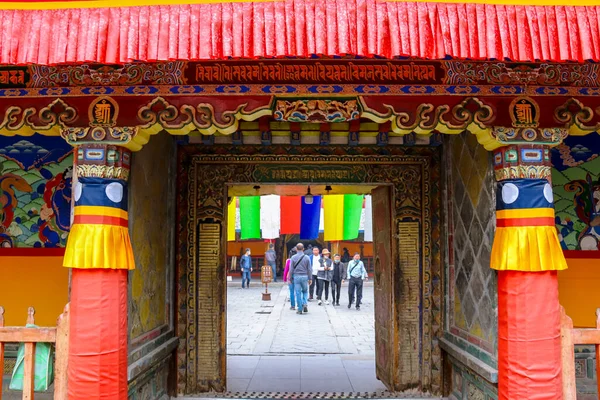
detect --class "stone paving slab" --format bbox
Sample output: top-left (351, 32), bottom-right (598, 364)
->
top-left (227, 280), bottom-right (375, 357)
top-left (226, 282), bottom-right (384, 394)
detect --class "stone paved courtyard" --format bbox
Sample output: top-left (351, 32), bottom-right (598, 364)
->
top-left (226, 280), bottom-right (384, 393)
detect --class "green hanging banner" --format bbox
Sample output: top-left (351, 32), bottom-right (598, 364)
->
top-left (240, 196), bottom-right (261, 239)
top-left (343, 194), bottom-right (364, 240)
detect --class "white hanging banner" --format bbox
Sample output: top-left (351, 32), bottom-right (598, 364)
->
top-left (319, 207), bottom-right (324, 232)
top-left (260, 195), bottom-right (281, 239)
top-left (363, 195), bottom-right (373, 242)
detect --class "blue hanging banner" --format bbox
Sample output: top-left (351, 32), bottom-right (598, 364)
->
top-left (300, 195), bottom-right (321, 240)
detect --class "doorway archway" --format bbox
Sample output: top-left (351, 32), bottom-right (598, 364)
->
top-left (175, 145), bottom-right (442, 395)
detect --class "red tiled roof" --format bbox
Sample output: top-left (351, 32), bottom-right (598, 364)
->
top-left (1, 1), bottom-right (600, 64)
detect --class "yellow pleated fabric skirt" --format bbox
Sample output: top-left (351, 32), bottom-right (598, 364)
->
top-left (491, 226), bottom-right (568, 272)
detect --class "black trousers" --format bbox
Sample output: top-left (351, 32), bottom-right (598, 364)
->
top-left (331, 279), bottom-right (342, 304)
top-left (316, 279), bottom-right (330, 300)
top-left (309, 274), bottom-right (318, 298)
top-left (348, 277), bottom-right (363, 306)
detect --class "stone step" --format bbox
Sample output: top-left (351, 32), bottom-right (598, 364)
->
top-left (180, 393), bottom-right (444, 400)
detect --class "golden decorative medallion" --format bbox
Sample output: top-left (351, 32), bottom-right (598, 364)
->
top-left (89, 96), bottom-right (119, 127)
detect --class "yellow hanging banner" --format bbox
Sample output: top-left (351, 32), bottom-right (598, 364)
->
top-left (227, 197), bottom-right (236, 242)
top-left (324, 195), bottom-right (345, 242)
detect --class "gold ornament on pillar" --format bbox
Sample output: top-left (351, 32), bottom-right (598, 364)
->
top-left (490, 144), bottom-right (567, 272)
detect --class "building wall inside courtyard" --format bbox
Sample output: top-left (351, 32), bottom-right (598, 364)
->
top-left (0, 134), bottom-right (71, 327)
top-left (127, 132), bottom-right (178, 400)
top-left (444, 133), bottom-right (498, 400)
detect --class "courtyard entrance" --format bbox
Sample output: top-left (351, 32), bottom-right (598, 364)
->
top-left (226, 282), bottom-right (383, 393)
top-left (225, 183), bottom-right (382, 393)
top-left (176, 145), bottom-right (444, 396)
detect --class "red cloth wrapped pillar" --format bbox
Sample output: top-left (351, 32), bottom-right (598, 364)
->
top-left (63, 144), bottom-right (134, 400)
top-left (491, 144), bottom-right (568, 400)
top-left (68, 269), bottom-right (129, 399)
top-left (497, 270), bottom-right (562, 400)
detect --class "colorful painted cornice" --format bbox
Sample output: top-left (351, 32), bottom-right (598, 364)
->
top-left (0, 93), bottom-right (593, 151)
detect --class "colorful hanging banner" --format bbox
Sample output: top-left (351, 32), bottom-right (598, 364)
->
top-left (300, 196), bottom-right (321, 240)
top-left (363, 195), bottom-right (373, 242)
top-left (324, 195), bottom-right (344, 241)
top-left (280, 196), bottom-right (301, 234)
top-left (239, 196), bottom-right (260, 240)
top-left (343, 194), bottom-right (363, 240)
top-left (227, 197), bottom-right (236, 241)
top-left (319, 206), bottom-right (324, 233)
top-left (260, 195), bottom-right (281, 239)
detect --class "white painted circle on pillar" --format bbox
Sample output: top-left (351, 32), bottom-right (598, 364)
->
top-left (501, 183), bottom-right (519, 204)
top-left (105, 182), bottom-right (124, 203)
top-left (543, 183), bottom-right (554, 203)
top-left (74, 182), bottom-right (83, 202)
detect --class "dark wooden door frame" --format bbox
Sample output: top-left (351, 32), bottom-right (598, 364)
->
top-left (175, 146), bottom-right (442, 395)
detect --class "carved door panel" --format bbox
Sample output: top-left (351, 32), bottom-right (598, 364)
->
top-left (372, 185), bottom-right (396, 391)
top-left (196, 221), bottom-right (226, 392)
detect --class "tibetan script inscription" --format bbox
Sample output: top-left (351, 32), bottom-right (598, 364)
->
top-left (253, 165), bottom-right (366, 183)
top-left (194, 61), bottom-right (437, 84)
top-left (0, 70), bottom-right (25, 85)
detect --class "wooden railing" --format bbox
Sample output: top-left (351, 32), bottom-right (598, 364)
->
top-left (0, 305), bottom-right (69, 400)
top-left (561, 306), bottom-right (600, 400)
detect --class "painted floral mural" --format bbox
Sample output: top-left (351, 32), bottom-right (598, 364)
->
top-left (0, 135), bottom-right (73, 248)
top-left (552, 133), bottom-right (600, 251)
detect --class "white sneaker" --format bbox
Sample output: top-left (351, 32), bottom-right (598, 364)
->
top-left (325, 301), bottom-right (330, 305)
top-left (318, 300), bottom-right (322, 305)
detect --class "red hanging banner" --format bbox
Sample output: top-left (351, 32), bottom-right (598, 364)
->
top-left (280, 196), bottom-right (301, 234)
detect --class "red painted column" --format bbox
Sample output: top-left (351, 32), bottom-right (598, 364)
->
top-left (63, 144), bottom-right (135, 399)
top-left (491, 145), bottom-right (568, 400)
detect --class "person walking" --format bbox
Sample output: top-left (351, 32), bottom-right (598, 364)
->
top-left (265, 243), bottom-right (277, 282)
top-left (305, 244), bottom-right (313, 256)
top-left (347, 252), bottom-right (368, 310)
top-left (308, 246), bottom-right (320, 300)
top-left (342, 248), bottom-right (351, 263)
top-left (331, 253), bottom-right (346, 306)
top-left (283, 247), bottom-right (297, 310)
top-left (290, 243), bottom-right (312, 315)
top-left (240, 248), bottom-right (252, 289)
top-left (316, 249), bottom-right (333, 305)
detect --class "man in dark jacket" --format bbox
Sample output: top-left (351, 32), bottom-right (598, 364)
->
top-left (330, 253), bottom-right (346, 306)
top-left (240, 248), bottom-right (252, 289)
top-left (265, 243), bottom-right (277, 282)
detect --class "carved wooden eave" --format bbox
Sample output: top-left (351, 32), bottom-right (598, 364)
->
top-left (0, 59), bottom-right (598, 151)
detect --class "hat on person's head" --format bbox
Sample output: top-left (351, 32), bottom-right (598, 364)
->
top-left (322, 249), bottom-right (330, 255)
